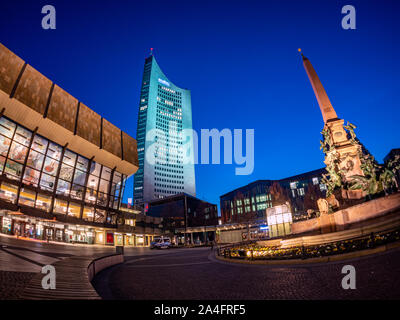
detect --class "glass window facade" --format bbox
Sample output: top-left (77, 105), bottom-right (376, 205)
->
top-left (220, 169), bottom-right (327, 224)
top-left (0, 116), bottom-right (127, 225)
top-left (133, 56), bottom-right (195, 204)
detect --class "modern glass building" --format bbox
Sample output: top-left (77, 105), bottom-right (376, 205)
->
top-left (0, 43), bottom-right (163, 246)
top-left (147, 193), bottom-right (218, 245)
top-left (220, 168), bottom-right (328, 224)
top-left (134, 55), bottom-right (196, 204)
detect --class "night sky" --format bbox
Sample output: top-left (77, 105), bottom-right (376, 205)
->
top-left (0, 0), bottom-right (399, 212)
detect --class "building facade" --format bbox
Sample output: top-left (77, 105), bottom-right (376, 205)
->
top-left (0, 43), bottom-right (163, 246)
top-left (147, 193), bottom-right (218, 244)
top-left (133, 55), bottom-right (196, 205)
top-left (220, 168), bottom-right (327, 224)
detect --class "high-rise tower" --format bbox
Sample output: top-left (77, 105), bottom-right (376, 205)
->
top-left (133, 55), bottom-right (196, 204)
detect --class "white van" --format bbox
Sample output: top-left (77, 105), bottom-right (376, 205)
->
top-left (150, 236), bottom-right (172, 249)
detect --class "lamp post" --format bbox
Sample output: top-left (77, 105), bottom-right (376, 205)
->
top-left (184, 195), bottom-right (188, 246)
top-left (204, 220), bottom-right (207, 246)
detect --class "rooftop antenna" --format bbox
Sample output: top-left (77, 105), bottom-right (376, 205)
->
top-left (150, 48), bottom-right (154, 56)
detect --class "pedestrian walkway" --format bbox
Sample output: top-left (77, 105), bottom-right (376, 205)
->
top-left (0, 233), bottom-right (185, 273)
top-left (0, 240), bottom-right (68, 272)
top-left (21, 255), bottom-right (104, 300)
top-left (0, 249), bottom-right (41, 272)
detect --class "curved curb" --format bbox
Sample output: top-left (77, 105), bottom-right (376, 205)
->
top-left (213, 241), bottom-right (400, 266)
top-left (88, 254), bottom-right (124, 282)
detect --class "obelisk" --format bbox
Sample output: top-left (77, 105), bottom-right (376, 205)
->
top-left (302, 54), bottom-right (338, 123)
top-left (300, 49), bottom-right (366, 199)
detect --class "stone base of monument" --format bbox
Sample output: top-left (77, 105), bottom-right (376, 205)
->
top-left (319, 213), bottom-right (336, 233)
top-left (341, 189), bottom-right (366, 200)
top-left (291, 192), bottom-right (400, 236)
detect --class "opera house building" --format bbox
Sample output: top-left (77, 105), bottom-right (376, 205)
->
top-left (0, 43), bottom-right (162, 246)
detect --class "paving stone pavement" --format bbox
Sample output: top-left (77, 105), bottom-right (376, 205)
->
top-left (0, 235), bottom-right (188, 299)
top-left (0, 234), bottom-right (176, 273)
top-left (92, 246), bottom-right (400, 300)
top-left (0, 271), bottom-right (36, 299)
top-left (2, 234), bottom-right (400, 300)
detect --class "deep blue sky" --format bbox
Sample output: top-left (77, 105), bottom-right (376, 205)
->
top-left (1, 0), bottom-right (399, 212)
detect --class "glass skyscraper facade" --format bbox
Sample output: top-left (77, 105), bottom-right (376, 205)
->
top-left (134, 55), bottom-right (196, 204)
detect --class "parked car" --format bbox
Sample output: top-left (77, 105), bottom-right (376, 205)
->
top-left (150, 237), bottom-right (172, 249)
